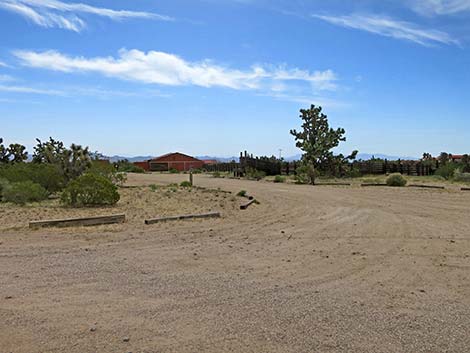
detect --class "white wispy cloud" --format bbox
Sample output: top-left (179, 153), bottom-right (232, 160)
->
top-left (313, 13), bottom-right (459, 46)
top-left (0, 0), bottom-right (172, 32)
top-left (13, 49), bottom-right (338, 92)
top-left (0, 61), bottom-right (9, 67)
top-left (0, 74), bottom-right (15, 81)
top-left (411, 0), bottom-right (470, 15)
top-left (0, 82), bottom-right (171, 99)
top-left (0, 84), bottom-right (64, 95)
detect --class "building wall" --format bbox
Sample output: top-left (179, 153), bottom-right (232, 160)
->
top-left (133, 161), bottom-right (150, 171)
top-left (134, 153), bottom-right (204, 172)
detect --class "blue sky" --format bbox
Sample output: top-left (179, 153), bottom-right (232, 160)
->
top-left (0, 0), bottom-right (469, 158)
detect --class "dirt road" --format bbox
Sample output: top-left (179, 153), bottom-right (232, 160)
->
top-left (1, 174), bottom-right (469, 352)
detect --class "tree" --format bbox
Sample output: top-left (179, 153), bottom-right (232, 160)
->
top-left (0, 138), bottom-right (9, 164)
top-left (439, 152), bottom-right (450, 165)
top-left (8, 143), bottom-right (28, 163)
top-left (0, 138), bottom-right (28, 164)
top-left (461, 154), bottom-right (470, 173)
top-left (290, 105), bottom-right (356, 184)
top-left (33, 137), bottom-right (91, 182)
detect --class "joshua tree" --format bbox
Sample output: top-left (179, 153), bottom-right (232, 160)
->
top-left (33, 137), bottom-right (91, 182)
top-left (0, 138), bottom-right (28, 164)
top-left (0, 138), bottom-right (8, 164)
top-left (290, 105), bottom-right (356, 184)
top-left (8, 143), bottom-right (28, 163)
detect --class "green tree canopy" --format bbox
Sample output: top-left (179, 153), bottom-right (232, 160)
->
top-left (290, 105), bottom-right (357, 184)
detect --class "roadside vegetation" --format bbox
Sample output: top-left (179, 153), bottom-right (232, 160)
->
top-left (0, 137), bottom-right (142, 206)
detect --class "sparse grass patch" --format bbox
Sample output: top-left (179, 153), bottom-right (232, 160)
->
top-left (180, 181), bottom-right (192, 188)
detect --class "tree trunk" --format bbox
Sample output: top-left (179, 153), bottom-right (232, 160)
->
top-left (308, 163), bottom-right (316, 185)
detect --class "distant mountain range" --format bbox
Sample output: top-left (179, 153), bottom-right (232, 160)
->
top-left (104, 153), bottom-right (419, 163)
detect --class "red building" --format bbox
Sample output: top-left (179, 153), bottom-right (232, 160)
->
top-left (134, 152), bottom-right (205, 172)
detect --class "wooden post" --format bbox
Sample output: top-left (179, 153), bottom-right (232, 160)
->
top-left (189, 171), bottom-right (193, 186)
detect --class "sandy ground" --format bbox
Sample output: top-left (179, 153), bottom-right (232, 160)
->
top-left (1, 173), bottom-right (470, 353)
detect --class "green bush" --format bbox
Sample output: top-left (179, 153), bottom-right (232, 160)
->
top-left (212, 171), bottom-right (221, 178)
top-left (386, 173), bottom-right (407, 187)
top-left (149, 184), bottom-right (158, 192)
top-left (273, 175), bottom-right (285, 183)
top-left (453, 169), bottom-right (470, 183)
top-left (115, 160), bottom-right (145, 173)
top-left (3, 181), bottom-right (48, 205)
top-left (436, 163), bottom-right (458, 180)
top-left (61, 173), bottom-right (120, 207)
top-left (245, 167), bottom-right (266, 180)
top-left (180, 181), bottom-right (192, 188)
top-left (0, 163), bottom-right (65, 193)
top-left (345, 166), bottom-right (362, 178)
top-left (237, 190), bottom-right (247, 197)
top-left (169, 168), bottom-right (179, 174)
top-left (294, 165), bottom-right (309, 184)
top-left (88, 161), bottom-right (127, 186)
top-left (0, 177), bottom-right (11, 199)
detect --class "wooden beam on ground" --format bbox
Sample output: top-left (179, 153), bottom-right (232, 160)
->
top-left (316, 182), bottom-right (351, 186)
top-left (408, 184), bottom-right (445, 190)
top-left (29, 214), bottom-right (126, 229)
top-left (461, 187), bottom-right (470, 191)
top-left (145, 211), bottom-right (220, 225)
top-left (240, 199), bottom-right (256, 210)
top-left (361, 183), bottom-right (387, 187)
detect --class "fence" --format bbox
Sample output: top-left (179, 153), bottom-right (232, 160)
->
top-left (202, 153), bottom-right (438, 177)
top-left (353, 160), bottom-right (437, 176)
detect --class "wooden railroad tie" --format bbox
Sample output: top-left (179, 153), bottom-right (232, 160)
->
top-left (145, 211), bottom-right (221, 225)
top-left (408, 184), bottom-right (445, 190)
top-left (361, 183), bottom-right (387, 187)
top-left (240, 199), bottom-right (256, 210)
top-left (29, 214), bottom-right (126, 229)
top-left (316, 182), bottom-right (351, 186)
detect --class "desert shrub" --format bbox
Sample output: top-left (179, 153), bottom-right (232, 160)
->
top-left (345, 166), bottom-right (362, 178)
top-left (169, 168), bottom-right (179, 174)
top-left (88, 161), bottom-right (127, 186)
top-left (149, 184), bottom-right (158, 192)
top-left (386, 173), bottom-right (407, 187)
top-left (245, 167), bottom-right (266, 180)
top-left (273, 175), bottom-right (285, 183)
top-left (294, 165), bottom-right (310, 184)
top-left (435, 163), bottom-right (458, 180)
top-left (3, 181), bottom-right (48, 204)
top-left (180, 181), bottom-right (192, 188)
top-left (212, 171), bottom-right (221, 178)
top-left (61, 173), bottom-right (120, 207)
top-left (0, 163), bottom-right (65, 193)
top-left (115, 160), bottom-right (145, 173)
top-left (0, 177), bottom-right (11, 200)
top-left (122, 164), bottom-right (145, 173)
top-left (191, 168), bottom-right (202, 174)
top-left (237, 190), bottom-right (247, 197)
top-left (453, 169), bottom-right (470, 183)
